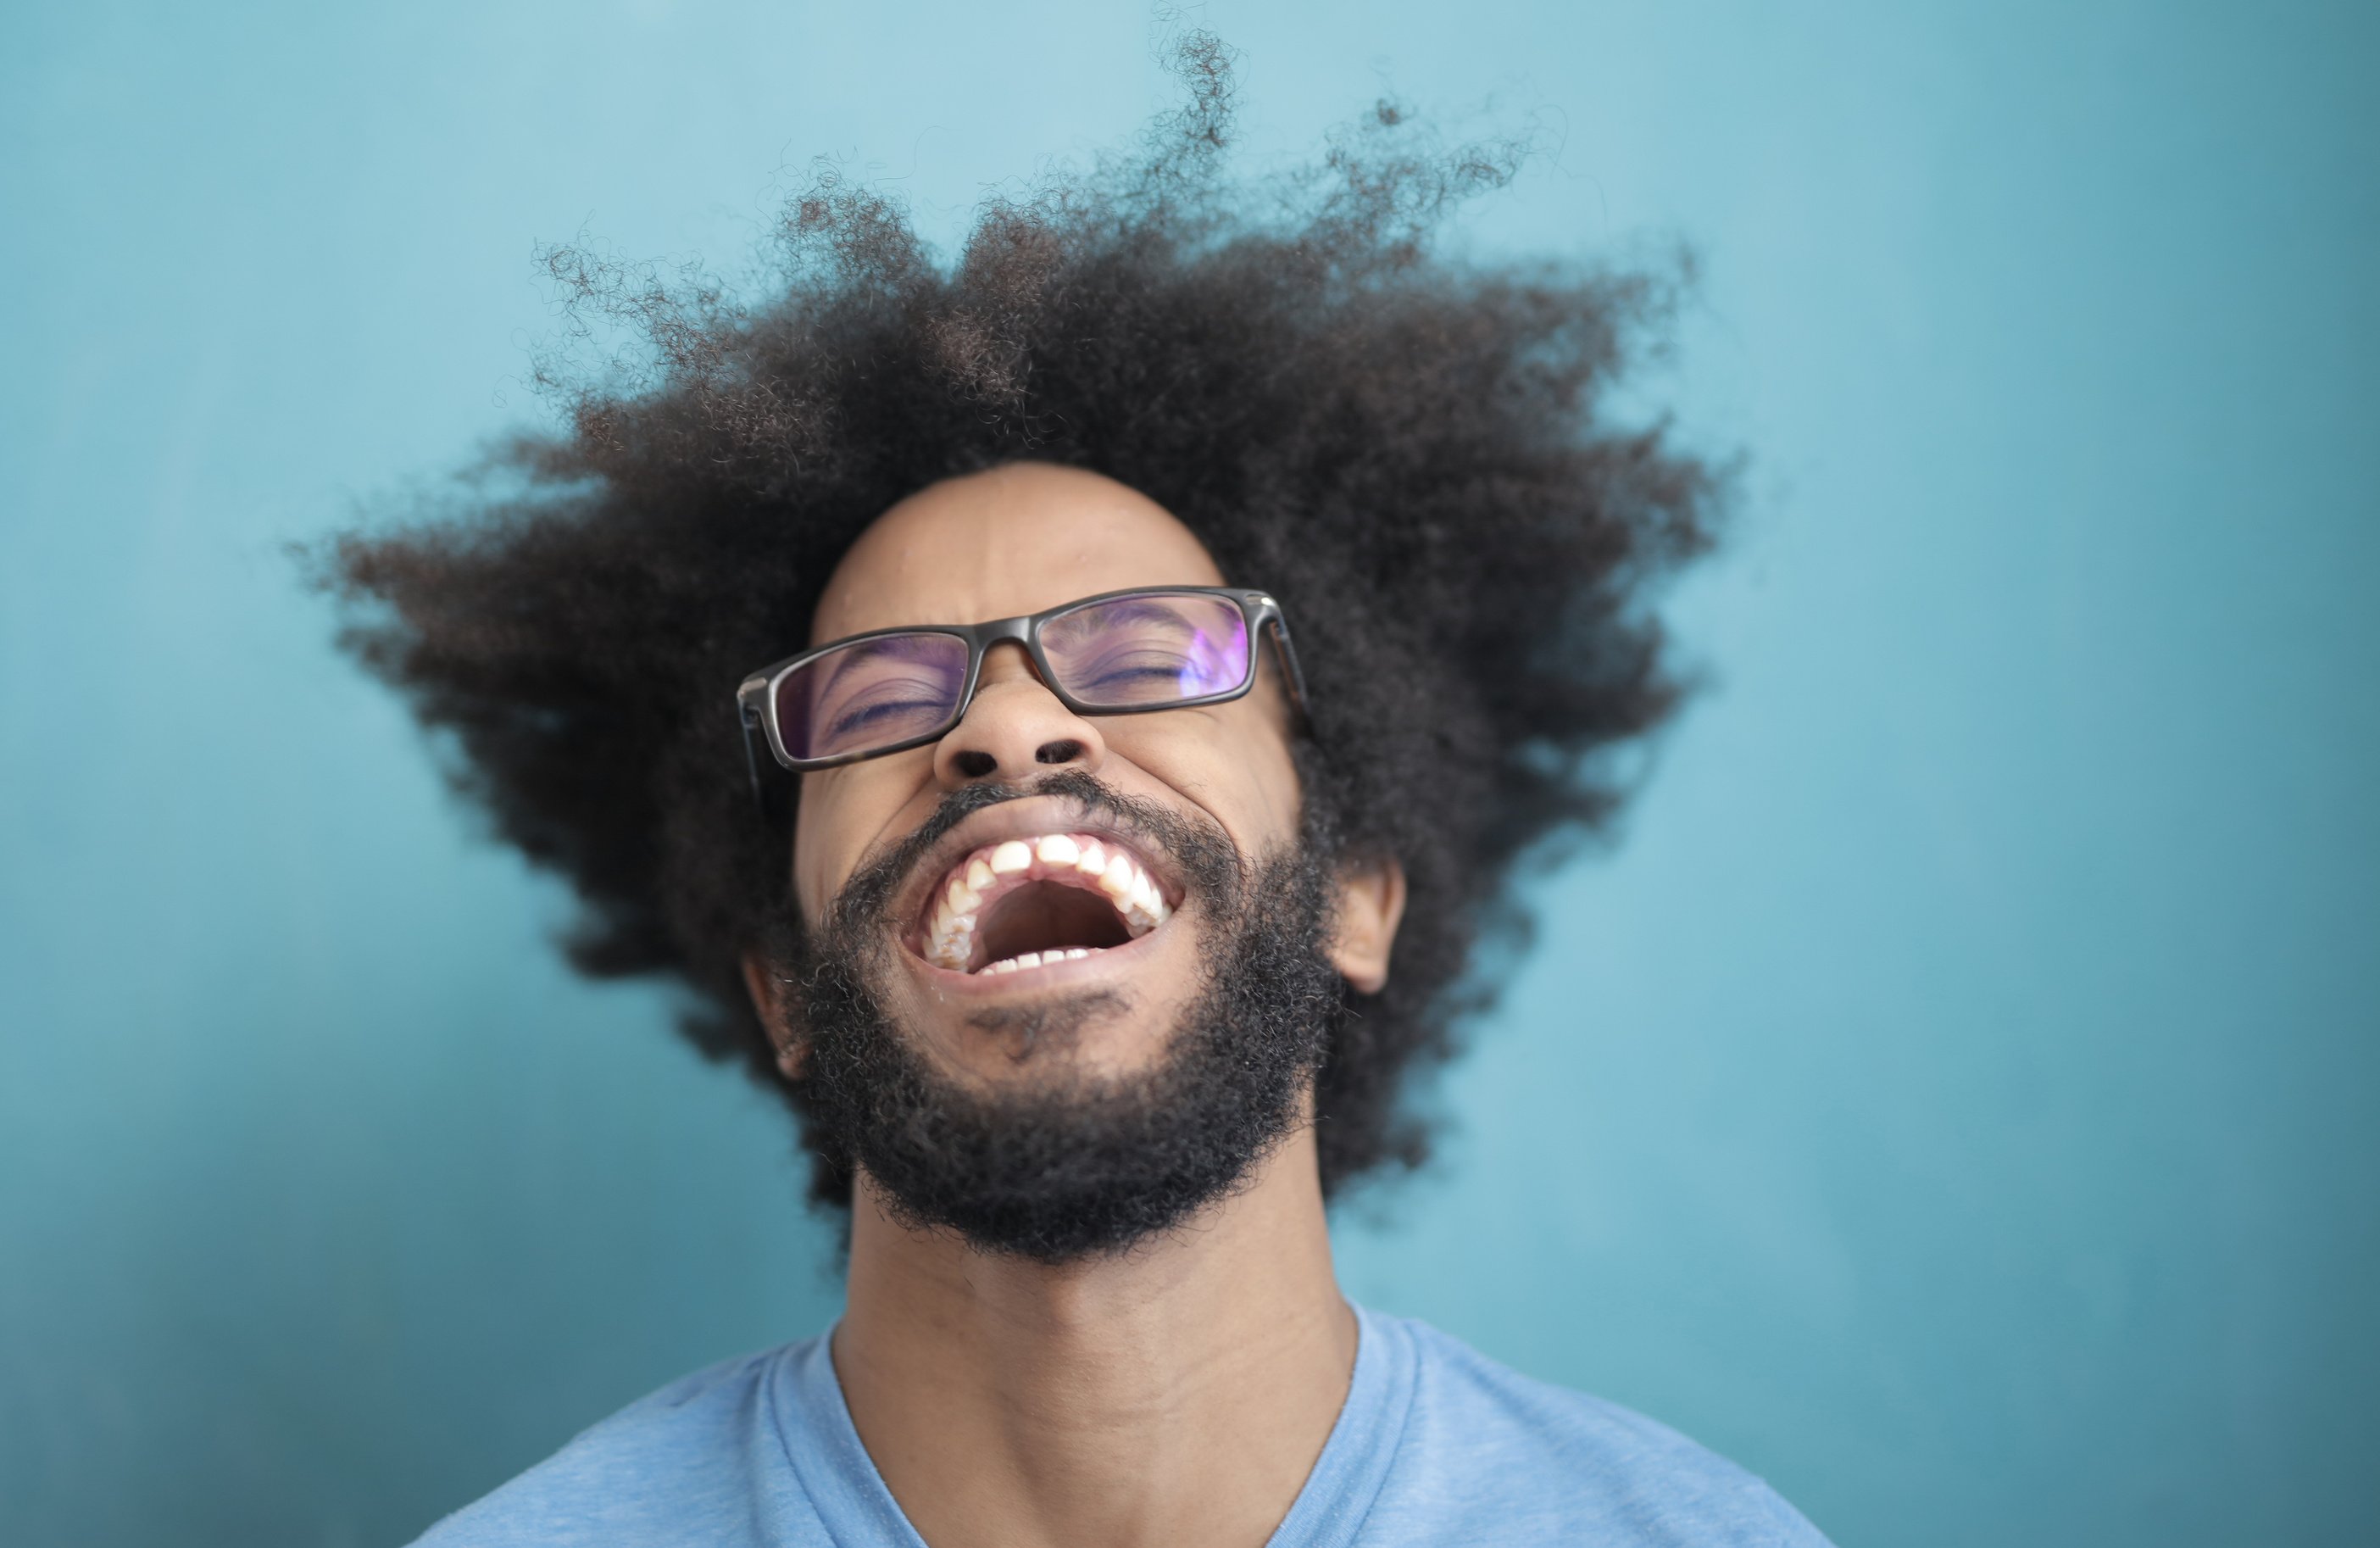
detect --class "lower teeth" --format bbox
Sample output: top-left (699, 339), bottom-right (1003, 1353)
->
top-left (980, 947), bottom-right (1097, 975)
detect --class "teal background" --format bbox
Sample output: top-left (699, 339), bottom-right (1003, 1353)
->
top-left (4, 2), bottom-right (2374, 1543)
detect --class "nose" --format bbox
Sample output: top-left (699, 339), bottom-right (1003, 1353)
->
top-left (931, 642), bottom-right (1107, 788)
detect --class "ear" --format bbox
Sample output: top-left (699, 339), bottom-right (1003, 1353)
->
top-left (1326, 855), bottom-right (1407, 996)
top-left (741, 949), bottom-right (809, 1081)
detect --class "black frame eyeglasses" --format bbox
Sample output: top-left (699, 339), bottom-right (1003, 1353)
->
top-left (737, 585), bottom-right (1309, 797)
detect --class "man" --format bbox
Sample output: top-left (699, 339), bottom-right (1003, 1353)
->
top-left (330, 36), bottom-right (1830, 1547)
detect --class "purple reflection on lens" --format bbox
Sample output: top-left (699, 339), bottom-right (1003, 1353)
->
top-left (776, 632), bottom-right (970, 761)
top-left (1172, 622), bottom-right (1244, 697)
top-left (1042, 593), bottom-right (1250, 708)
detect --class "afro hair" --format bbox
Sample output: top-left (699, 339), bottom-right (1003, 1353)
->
top-left (321, 32), bottom-right (1725, 1209)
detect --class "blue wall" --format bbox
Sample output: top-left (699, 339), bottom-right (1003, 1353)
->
top-left (4, 3), bottom-right (2373, 1543)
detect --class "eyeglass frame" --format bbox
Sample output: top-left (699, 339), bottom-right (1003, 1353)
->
top-left (736, 585), bottom-right (1310, 805)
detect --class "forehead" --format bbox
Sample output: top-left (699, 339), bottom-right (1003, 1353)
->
top-left (809, 463), bottom-right (1229, 643)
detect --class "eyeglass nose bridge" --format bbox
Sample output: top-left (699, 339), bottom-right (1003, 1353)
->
top-left (923, 616), bottom-right (1094, 779)
top-left (941, 613), bottom-right (1053, 725)
top-left (965, 615), bottom-right (1041, 672)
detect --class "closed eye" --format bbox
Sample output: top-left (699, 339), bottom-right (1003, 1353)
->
top-left (823, 679), bottom-right (957, 738)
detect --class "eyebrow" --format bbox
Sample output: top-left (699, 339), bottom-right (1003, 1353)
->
top-left (815, 632), bottom-right (962, 697)
top-left (1052, 599), bottom-right (1202, 634)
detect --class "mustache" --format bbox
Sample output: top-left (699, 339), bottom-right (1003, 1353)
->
top-left (826, 769), bottom-right (1243, 938)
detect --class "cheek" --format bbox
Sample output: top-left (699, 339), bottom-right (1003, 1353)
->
top-left (1115, 706), bottom-right (1302, 852)
top-left (789, 786), bottom-right (831, 922)
top-left (1223, 673), bottom-right (1305, 840)
top-left (1226, 728), bottom-right (1302, 842)
top-left (792, 758), bottom-right (942, 923)
top-left (791, 772), bottom-right (866, 923)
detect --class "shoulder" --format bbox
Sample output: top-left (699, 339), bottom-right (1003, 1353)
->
top-left (1364, 1313), bottom-right (1831, 1547)
top-left (408, 1343), bottom-right (826, 1548)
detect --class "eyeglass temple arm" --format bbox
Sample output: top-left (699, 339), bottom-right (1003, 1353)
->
top-left (739, 690), bottom-right (792, 828)
top-left (1263, 610), bottom-right (1312, 727)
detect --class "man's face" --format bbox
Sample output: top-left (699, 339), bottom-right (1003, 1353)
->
top-left (752, 462), bottom-right (1401, 1260)
top-left (789, 461), bottom-right (1310, 1086)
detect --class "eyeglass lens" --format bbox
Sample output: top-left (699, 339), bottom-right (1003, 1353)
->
top-left (771, 591), bottom-right (1254, 763)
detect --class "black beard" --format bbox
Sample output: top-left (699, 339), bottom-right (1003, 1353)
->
top-left (775, 771), bottom-right (1346, 1264)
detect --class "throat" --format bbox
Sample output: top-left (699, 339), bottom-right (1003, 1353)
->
top-left (835, 1141), bottom-right (1356, 1548)
top-left (974, 881), bottom-right (1134, 965)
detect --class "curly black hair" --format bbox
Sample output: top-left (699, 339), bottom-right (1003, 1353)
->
top-left (320, 33), bottom-right (1722, 1211)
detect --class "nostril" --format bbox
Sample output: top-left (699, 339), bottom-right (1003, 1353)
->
top-left (1034, 739), bottom-right (1084, 766)
top-left (953, 750), bottom-right (998, 779)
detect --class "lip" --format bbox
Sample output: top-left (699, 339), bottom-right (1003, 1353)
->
top-left (886, 793), bottom-right (1189, 970)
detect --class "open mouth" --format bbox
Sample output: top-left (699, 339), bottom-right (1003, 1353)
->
top-left (915, 831), bottom-right (1176, 977)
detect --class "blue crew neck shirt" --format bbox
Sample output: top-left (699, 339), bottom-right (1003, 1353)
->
top-left (412, 1303), bottom-right (1831, 1546)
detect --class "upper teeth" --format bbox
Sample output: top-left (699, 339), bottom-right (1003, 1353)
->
top-left (924, 831), bottom-right (1173, 972)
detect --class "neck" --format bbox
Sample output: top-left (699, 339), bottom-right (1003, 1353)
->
top-left (832, 1122), bottom-right (1356, 1548)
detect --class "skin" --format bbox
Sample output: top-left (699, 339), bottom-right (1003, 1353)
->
top-left (742, 461), bottom-right (1407, 1548)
